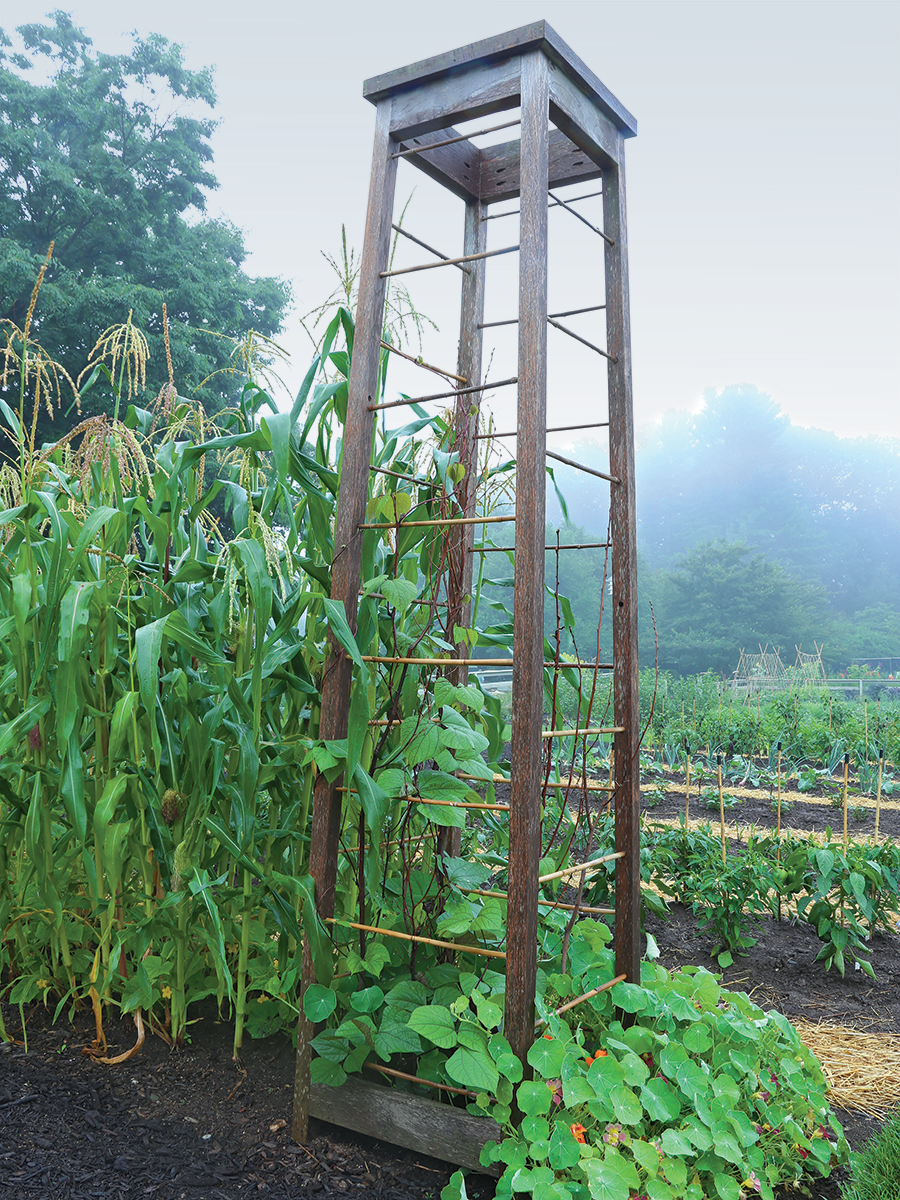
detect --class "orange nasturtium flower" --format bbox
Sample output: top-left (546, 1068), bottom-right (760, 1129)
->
top-left (570, 1124), bottom-right (587, 1144)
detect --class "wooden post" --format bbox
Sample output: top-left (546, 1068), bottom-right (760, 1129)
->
top-left (604, 137), bottom-right (641, 988)
top-left (505, 49), bottom-right (549, 1067)
top-left (443, 197), bottom-right (487, 860)
top-left (293, 98), bottom-right (398, 1144)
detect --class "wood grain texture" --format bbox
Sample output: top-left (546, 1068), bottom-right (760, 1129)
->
top-left (442, 197), bottom-right (487, 861)
top-left (309, 1077), bottom-right (502, 1175)
top-left (506, 48), bottom-right (549, 1070)
top-left (480, 129), bottom-right (600, 204)
top-left (549, 68), bottom-right (621, 170)
top-left (603, 136), bottom-right (641, 990)
top-left (294, 98), bottom-right (398, 1141)
top-left (395, 127), bottom-right (482, 202)
top-left (388, 56), bottom-right (521, 139)
top-left (364, 20), bottom-right (637, 139)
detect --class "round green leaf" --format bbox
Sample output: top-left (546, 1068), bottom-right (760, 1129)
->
top-left (303, 983), bottom-right (337, 1022)
top-left (517, 1078), bottom-right (554, 1117)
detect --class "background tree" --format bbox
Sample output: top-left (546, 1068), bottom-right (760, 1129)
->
top-left (0, 11), bottom-right (291, 443)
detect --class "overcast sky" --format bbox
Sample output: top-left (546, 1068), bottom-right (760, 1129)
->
top-left (4, 0), bottom-right (898, 441)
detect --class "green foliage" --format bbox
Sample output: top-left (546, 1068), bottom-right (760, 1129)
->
top-left (841, 1105), bottom-right (900, 1200)
top-left (0, 12), bottom-right (290, 444)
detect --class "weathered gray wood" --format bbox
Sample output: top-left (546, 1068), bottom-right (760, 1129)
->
top-left (293, 97), bottom-right (398, 1143)
top-left (603, 137), bottom-right (641, 990)
top-left (505, 48), bottom-right (549, 1070)
top-left (309, 1077), bottom-right (501, 1175)
top-left (388, 56), bottom-right (522, 139)
top-left (365, 20), bottom-right (637, 138)
top-left (395, 126), bottom-right (482, 201)
top-left (480, 129), bottom-right (600, 203)
top-left (442, 197), bottom-right (487, 861)
top-left (550, 68), bottom-right (621, 173)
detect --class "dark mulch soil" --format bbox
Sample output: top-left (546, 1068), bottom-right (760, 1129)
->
top-left (0, 999), bottom-right (495, 1200)
top-left (1, 768), bottom-right (895, 1200)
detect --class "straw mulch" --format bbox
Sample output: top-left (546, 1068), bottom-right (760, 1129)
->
top-left (793, 1019), bottom-right (900, 1117)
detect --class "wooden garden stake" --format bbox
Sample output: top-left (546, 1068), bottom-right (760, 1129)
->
top-left (684, 741), bottom-right (691, 824)
top-left (842, 751), bottom-right (850, 854)
top-left (775, 740), bottom-right (782, 922)
top-left (717, 754), bottom-right (726, 865)
top-left (874, 747), bottom-right (884, 840)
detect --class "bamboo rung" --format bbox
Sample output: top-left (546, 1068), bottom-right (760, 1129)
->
top-left (535, 974), bottom-right (628, 1031)
top-left (380, 339), bottom-right (467, 384)
top-left (549, 192), bottom-right (614, 244)
top-left (466, 888), bottom-right (614, 916)
top-left (544, 661), bottom-right (614, 670)
top-left (390, 223), bottom-right (471, 274)
top-left (478, 304), bottom-right (606, 330)
top-left (457, 773), bottom-right (615, 793)
top-left (538, 852), bottom-right (623, 883)
top-left (362, 656), bottom-right (513, 666)
top-left (542, 727), bottom-right (623, 737)
top-left (547, 316), bottom-right (616, 361)
top-left (546, 450), bottom-right (620, 485)
top-left (473, 542), bottom-right (611, 553)
top-left (393, 118), bottom-right (521, 159)
top-left (380, 244), bottom-right (519, 278)
top-left (409, 796), bottom-right (510, 812)
top-left (474, 421), bottom-right (610, 440)
top-left (363, 1061), bottom-right (477, 1098)
top-left (360, 514), bottom-right (516, 530)
top-left (368, 376), bottom-right (517, 412)
top-left (326, 918), bottom-right (506, 960)
top-left (338, 832), bottom-right (437, 856)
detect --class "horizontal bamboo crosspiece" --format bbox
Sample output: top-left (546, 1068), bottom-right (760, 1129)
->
top-left (326, 918), bottom-right (506, 960)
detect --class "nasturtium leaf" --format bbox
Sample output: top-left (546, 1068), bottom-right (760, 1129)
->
top-left (711, 1130), bottom-right (744, 1166)
top-left (582, 1152), bottom-right (640, 1200)
top-left (310, 1058), bottom-right (347, 1087)
top-left (659, 1128), bottom-right (693, 1157)
top-left (641, 1077), bottom-right (682, 1122)
top-left (683, 1024), bottom-right (713, 1053)
top-left (674, 1060), bottom-right (710, 1101)
top-left (631, 1138), bottom-right (662, 1176)
top-left (610, 981), bottom-right (648, 1013)
top-left (521, 1115), bottom-right (550, 1143)
top-left (407, 1004), bottom-right (457, 1049)
top-left (517, 1078), bottom-right (554, 1117)
top-left (610, 1083), bottom-right (643, 1126)
top-left (712, 1173), bottom-right (741, 1200)
top-left (303, 984), bottom-right (337, 1022)
top-left (647, 1179), bottom-right (674, 1200)
top-left (660, 1155), bottom-right (687, 1190)
top-left (548, 1122), bottom-right (582, 1170)
top-left (527, 1035), bottom-right (566, 1077)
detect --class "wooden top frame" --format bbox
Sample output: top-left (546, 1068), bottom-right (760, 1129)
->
top-left (362, 21), bottom-right (635, 205)
top-left (364, 20), bottom-right (636, 137)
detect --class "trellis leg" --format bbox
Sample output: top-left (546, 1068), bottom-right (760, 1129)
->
top-left (505, 49), bottom-right (549, 1067)
top-left (604, 139), bottom-right (641, 988)
top-left (443, 197), bottom-right (487, 860)
top-left (293, 98), bottom-right (398, 1143)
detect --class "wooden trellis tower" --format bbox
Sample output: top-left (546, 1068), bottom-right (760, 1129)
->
top-left (294, 21), bottom-right (640, 1161)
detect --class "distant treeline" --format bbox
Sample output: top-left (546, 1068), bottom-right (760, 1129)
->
top-left (482, 385), bottom-right (899, 677)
